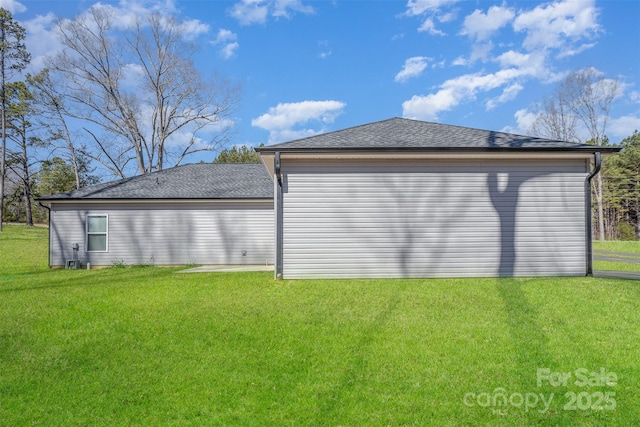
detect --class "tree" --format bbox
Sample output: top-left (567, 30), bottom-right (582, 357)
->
top-left (5, 81), bottom-right (35, 225)
top-left (603, 131), bottom-right (640, 240)
top-left (47, 6), bottom-right (239, 178)
top-left (34, 157), bottom-right (99, 197)
top-left (0, 8), bottom-right (30, 231)
top-left (563, 69), bottom-right (618, 241)
top-left (530, 68), bottom-right (619, 240)
top-left (213, 144), bottom-right (263, 163)
top-left (531, 92), bottom-right (579, 142)
top-left (27, 69), bottom-right (83, 189)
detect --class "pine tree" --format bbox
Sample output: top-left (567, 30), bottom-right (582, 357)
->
top-left (0, 8), bottom-right (30, 231)
top-left (213, 144), bottom-right (263, 163)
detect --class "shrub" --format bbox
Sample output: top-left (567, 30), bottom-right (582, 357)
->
top-left (617, 221), bottom-right (638, 241)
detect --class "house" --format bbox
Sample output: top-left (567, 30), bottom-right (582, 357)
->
top-left (256, 117), bottom-right (620, 279)
top-left (39, 117), bottom-right (619, 277)
top-left (37, 163), bottom-right (274, 268)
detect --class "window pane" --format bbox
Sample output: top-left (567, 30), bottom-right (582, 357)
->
top-left (88, 234), bottom-right (107, 251)
top-left (88, 216), bottom-right (107, 233)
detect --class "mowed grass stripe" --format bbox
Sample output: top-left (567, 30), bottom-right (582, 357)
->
top-left (1, 225), bottom-right (639, 426)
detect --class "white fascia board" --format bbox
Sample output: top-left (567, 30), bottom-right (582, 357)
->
top-left (259, 153), bottom-right (276, 177)
top-left (258, 150), bottom-right (599, 175)
top-left (276, 151), bottom-right (600, 161)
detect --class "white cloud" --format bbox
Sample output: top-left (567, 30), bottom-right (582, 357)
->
top-left (401, 0), bottom-right (605, 123)
top-left (454, 5), bottom-right (514, 65)
top-left (629, 91), bottom-right (640, 103)
top-left (461, 5), bottom-right (515, 41)
top-left (214, 28), bottom-right (236, 44)
top-left (513, 0), bottom-right (600, 54)
top-left (252, 100), bottom-right (346, 143)
top-left (406, 0), bottom-right (460, 35)
top-left (438, 10), bottom-right (457, 23)
top-left (514, 109), bottom-right (538, 134)
top-left (175, 18), bottom-right (210, 39)
top-left (23, 12), bottom-right (60, 72)
top-left (486, 83), bottom-right (523, 110)
top-left (213, 29), bottom-right (239, 59)
top-left (230, 0), bottom-right (313, 25)
top-left (608, 115), bottom-right (640, 140)
top-left (395, 56), bottom-right (430, 82)
top-left (495, 50), bottom-right (532, 68)
top-left (405, 0), bottom-right (459, 16)
top-left (403, 67), bottom-right (537, 121)
top-left (499, 50), bottom-right (550, 80)
top-left (403, 90), bottom-right (458, 122)
top-left (452, 56), bottom-right (467, 66)
top-left (229, 0), bottom-right (269, 25)
top-left (221, 42), bottom-right (240, 59)
top-left (501, 108), bottom-right (538, 135)
top-left (556, 42), bottom-right (596, 59)
top-left (272, 0), bottom-right (314, 18)
top-left (418, 17), bottom-right (445, 35)
top-left (0, 0), bottom-right (26, 13)
top-left (468, 41), bottom-right (494, 63)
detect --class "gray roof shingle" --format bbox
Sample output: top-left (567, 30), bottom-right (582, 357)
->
top-left (38, 163), bottom-right (273, 201)
top-left (256, 117), bottom-right (620, 152)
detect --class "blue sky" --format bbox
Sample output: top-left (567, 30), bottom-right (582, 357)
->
top-left (5, 0), bottom-right (640, 158)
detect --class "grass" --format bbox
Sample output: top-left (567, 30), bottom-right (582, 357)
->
top-left (1, 224), bottom-right (639, 426)
top-left (593, 240), bottom-right (640, 254)
top-left (593, 240), bottom-right (640, 272)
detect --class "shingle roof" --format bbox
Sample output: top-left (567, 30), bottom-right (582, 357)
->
top-left (38, 163), bottom-right (273, 201)
top-left (255, 117), bottom-right (620, 152)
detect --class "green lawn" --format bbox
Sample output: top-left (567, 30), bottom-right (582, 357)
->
top-left (593, 240), bottom-right (640, 254)
top-left (593, 240), bottom-right (640, 272)
top-left (1, 225), bottom-right (639, 426)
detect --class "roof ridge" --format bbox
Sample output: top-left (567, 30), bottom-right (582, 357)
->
top-left (255, 117), bottom-right (618, 152)
top-left (257, 117), bottom-right (404, 150)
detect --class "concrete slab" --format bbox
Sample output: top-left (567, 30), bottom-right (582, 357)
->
top-left (177, 265), bottom-right (274, 273)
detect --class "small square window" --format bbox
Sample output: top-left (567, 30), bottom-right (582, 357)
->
top-left (87, 215), bottom-right (108, 252)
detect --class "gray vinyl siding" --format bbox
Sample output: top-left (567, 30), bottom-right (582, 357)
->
top-left (49, 201), bottom-right (273, 267)
top-left (281, 159), bottom-right (587, 279)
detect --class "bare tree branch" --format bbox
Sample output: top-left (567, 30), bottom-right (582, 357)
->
top-left (530, 68), bottom-right (620, 241)
top-left (45, 7), bottom-right (239, 177)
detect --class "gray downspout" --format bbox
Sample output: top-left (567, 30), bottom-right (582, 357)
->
top-left (585, 152), bottom-right (601, 276)
top-left (275, 152), bottom-right (283, 279)
top-left (38, 201), bottom-right (52, 268)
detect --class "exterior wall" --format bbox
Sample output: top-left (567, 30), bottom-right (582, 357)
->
top-left (49, 201), bottom-right (273, 267)
top-left (280, 159), bottom-right (587, 278)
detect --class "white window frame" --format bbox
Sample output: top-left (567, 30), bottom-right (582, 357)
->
top-left (86, 214), bottom-right (109, 252)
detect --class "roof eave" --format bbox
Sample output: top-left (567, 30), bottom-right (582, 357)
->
top-left (256, 146), bottom-right (621, 154)
top-left (257, 147), bottom-right (618, 177)
top-left (36, 197), bottom-right (273, 203)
